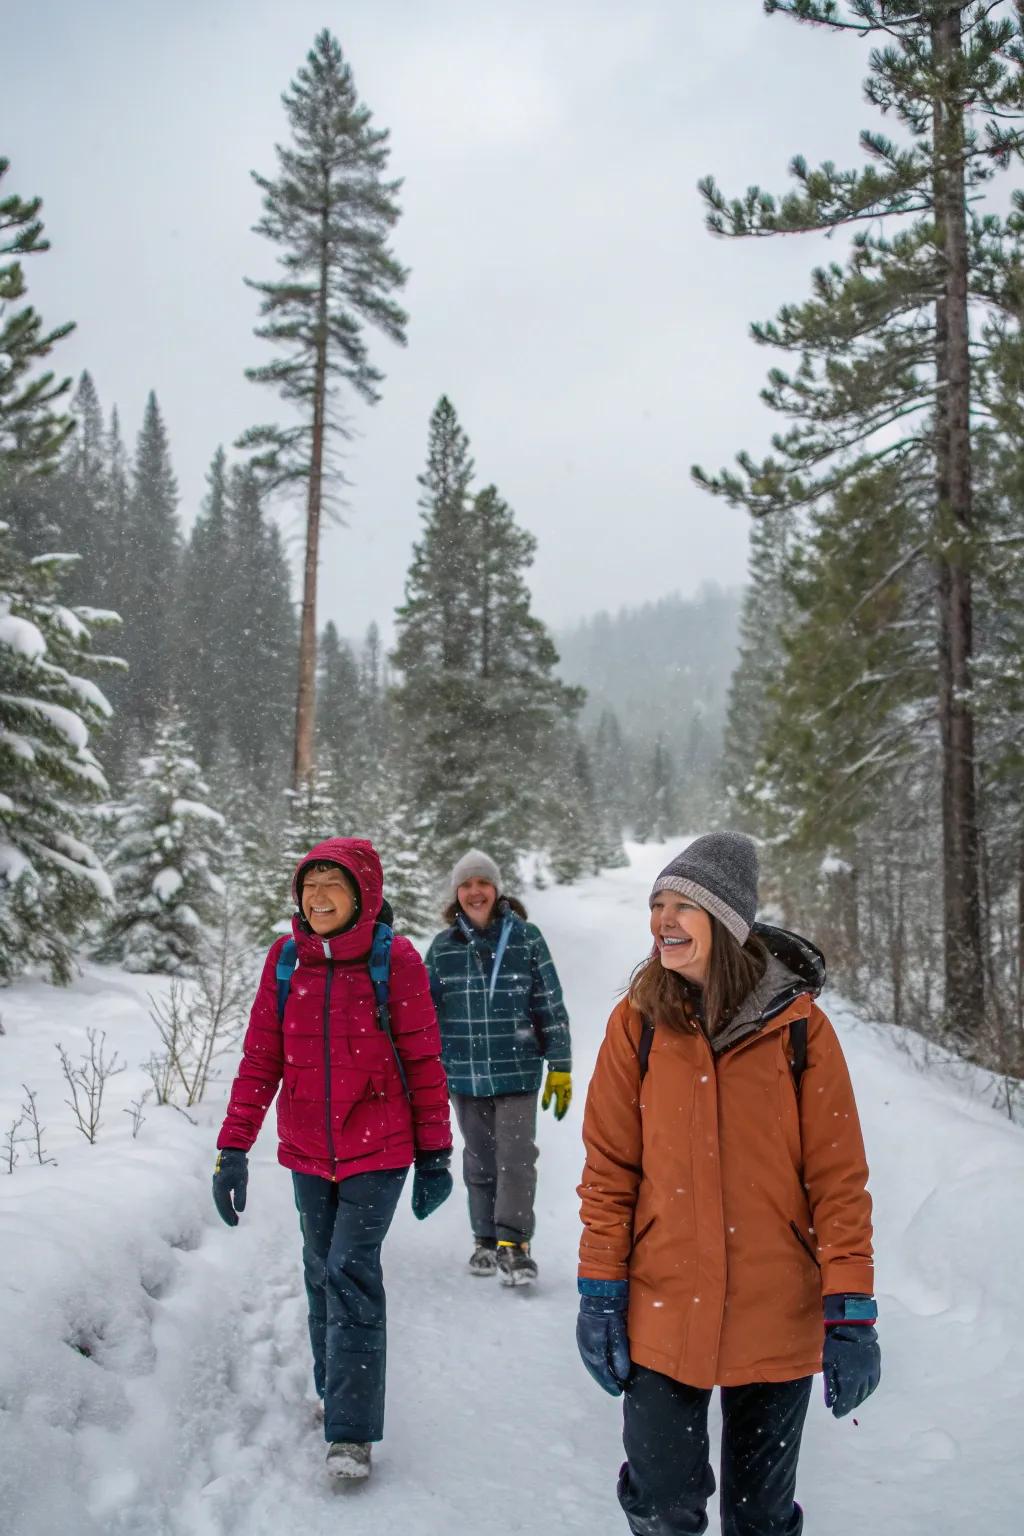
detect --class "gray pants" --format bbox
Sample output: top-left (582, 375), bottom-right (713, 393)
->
top-left (451, 1091), bottom-right (539, 1244)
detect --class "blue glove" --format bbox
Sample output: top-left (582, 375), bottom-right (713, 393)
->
top-left (823, 1293), bottom-right (880, 1418)
top-left (412, 1150), bottom-right (454, 1221)
top-left (577, 1279), bottom-right (632, 1396)
top-left (212, 1148), bottom-right (248, 1227)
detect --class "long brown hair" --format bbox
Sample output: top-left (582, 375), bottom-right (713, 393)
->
top-left (442, 893), bottom-right (529, 926)
top-left (629, 915), bottom-right (768, 1036)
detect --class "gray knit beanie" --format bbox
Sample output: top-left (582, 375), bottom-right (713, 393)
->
top-left (449, 848), bottom-right (502, 901)
top-left (649, 833), bottom-right (759, 945)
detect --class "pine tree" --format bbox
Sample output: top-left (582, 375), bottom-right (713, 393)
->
top-left (118, 392), bottom-right (180, 742)
top-left (634, 739), bottom-right (678, 844)
top-left (755, 465), bottom-right (936, 861)
top-left (176, 447), bottom-right (232, 765)
top-left (720, 509), bottom-right (799, 826)
top-left (220, 464), bottom-right (296, 783)
top-left (355, 758), bottom-right (437, 935)
top-left (317, 620), bottom-right (362, 767)
top-left (548, 737), bottom-right (602, 884)
top-left (240, 30), bottom-right (408, 786)
top-left (591, 708), bottom-right (633, 833)
top-left (242, 813), bottom-right (292, 946)
top-left (392, 397), bottom-right (476, 675)
top-left (96, 706), bottom-right (225, 974)
top-left (695, 2), bottom-right (1024, 1037)
top-left (359, 621), bottom-right (390, 762)
top-left (0, 158), bottom-right (75, 485)
top-left (281, 765), bottom-right (343, 876)
top-left (0, 521), bottom-right (118, 983)
top-left (104, 405), bottom-right (131, 609)
top-left (58, 372), bottom-right (114, 604)
top-left (393, 405), bottom-right (582, 879)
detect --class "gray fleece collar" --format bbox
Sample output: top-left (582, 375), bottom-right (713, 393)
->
top-left (712, 953), bottom-right (806, 1054)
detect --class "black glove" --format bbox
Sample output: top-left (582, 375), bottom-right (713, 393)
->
top-left (212, 1148), bottom-right (248, 1227)
top-left (823, 1293), bottom-right (880, 1418)
top-left (576, 1280), bottom-right (632, 1396)
top-left (411, 1150), bottom-right (453, 1221)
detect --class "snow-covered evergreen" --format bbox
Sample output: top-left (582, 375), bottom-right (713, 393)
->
top-left (282, 766), bottom-right (343, 866)
top-left (0, 522), bottom-right (116, 983)
top-left (356, 763), bottom-right (437, 936)
top-left (393, 400), bottom-right (582, 880)
top-left (96, 707), bottom-right (224, 973)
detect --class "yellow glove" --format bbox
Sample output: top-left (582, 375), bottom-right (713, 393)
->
top-left (542, 1070), bottom-right (572, 1121)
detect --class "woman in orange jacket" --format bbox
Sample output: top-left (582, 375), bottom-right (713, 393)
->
top-left (576, 833), bottom-right (879, 1536)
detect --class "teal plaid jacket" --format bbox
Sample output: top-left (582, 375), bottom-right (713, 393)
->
top-left (424, 909), bottom-right (572, 1097)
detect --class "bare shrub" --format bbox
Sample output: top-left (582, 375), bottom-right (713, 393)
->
top-left (57, 1028), bottom-right (126, 1144)
top-left (123, 1091), bottom-right (151, 1139)
top-left (3, 1115), bottom-right (22, 1173)
top-left (145, 909), bottom-right (254, 1109)
top-left (20, 1084), bottom-right (56, 1166)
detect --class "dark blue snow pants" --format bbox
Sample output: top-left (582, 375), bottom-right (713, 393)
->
top-left (618, 1365), bottom-right (812, 1536)
top-left (292, 1167), bottom-right (407, 1444)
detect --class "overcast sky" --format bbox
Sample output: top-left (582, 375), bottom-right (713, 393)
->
top-left (6, 0), bottom-right (874, 642)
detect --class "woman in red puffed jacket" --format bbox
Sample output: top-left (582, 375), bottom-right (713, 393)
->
top-left (212, 836), bottom-right (452, 1484)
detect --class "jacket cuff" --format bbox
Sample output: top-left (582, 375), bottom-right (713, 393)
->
top-left (578, 1277), bottom-right (629, 1299)
top-left (215, 1134), bottom-right (251, 1153)
top-left (824, 1293), bottom-right (877, 1325)
top-left (546, 1057), bottom-right (572, 1074)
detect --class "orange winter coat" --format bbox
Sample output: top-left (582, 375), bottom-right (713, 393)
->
top-left (578, 928), bottom-right (873, 1390)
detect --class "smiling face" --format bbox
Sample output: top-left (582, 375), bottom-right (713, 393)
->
top-left (649, 891), bottom-right (713, 987)
top-left (300, 864), bottom-right (358, 937)
top-left (458, 877), bottom-right (498, 929)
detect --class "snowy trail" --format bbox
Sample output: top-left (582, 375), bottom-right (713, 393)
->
top-left (2, 842), bottom-right (1022, 1535)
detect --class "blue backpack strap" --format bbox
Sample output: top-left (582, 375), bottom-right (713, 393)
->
top-left (275, 938), bottom-right (298, 1022)
top-left (488, 912), bottom-right (514, 1002)
top-left (370, 922), bottom-right (410, 1101)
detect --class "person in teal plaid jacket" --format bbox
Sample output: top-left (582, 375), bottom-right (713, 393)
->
top-left (425, 849), bottom-right (573, 1286)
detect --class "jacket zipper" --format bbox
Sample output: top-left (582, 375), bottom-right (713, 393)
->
top-left (790, 1220), bottom-right (821, 1268)
top-left (700, 1032), bottom-right (730, 1374)
top-left (323, 959), bottom-right (336, 1176)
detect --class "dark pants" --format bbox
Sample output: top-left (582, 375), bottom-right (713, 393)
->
top-left (451, 1090), bottom-right (539, 1244)
top-left (618, 1364), bottom-right (812, 1536)
top-left (292, 1167), bottom-right (407, 1444)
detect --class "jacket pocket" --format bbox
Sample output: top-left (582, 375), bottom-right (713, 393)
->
top-left (790, 1220), bottom-right (821, 1269)
top-left (632, 1212), bottom-right (656, 1248)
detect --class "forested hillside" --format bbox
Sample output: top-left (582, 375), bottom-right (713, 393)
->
top-left (557, 586), bottom-right (742, 832)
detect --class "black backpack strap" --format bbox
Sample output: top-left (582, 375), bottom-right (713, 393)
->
top-left (638, 1013), bottom-right (806, 1089)
top-left (789, 1015), bottom-right (808, 1092)
top-left (637, 1016), bottom-right (654, 1081)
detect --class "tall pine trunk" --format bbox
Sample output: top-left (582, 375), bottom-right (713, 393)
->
top-left (293, 199), bottom-right (330, 788)
top-left (1017, 822), bottom-right (1024, 1038)
top-left (933, 8), bottom-right (984, 1041)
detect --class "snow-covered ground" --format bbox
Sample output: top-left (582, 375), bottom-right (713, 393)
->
top-left (1, 841), bottom-right (1021, 1536)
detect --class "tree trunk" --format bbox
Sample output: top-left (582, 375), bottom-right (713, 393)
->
top-left (480, 502), bottom-right (491, 681)
top-left (293, 195), bottom-right (330, 788)
top-left (1017, 820), bottom-right (1024, 1041)
top-left (932, 9), bottom-right (984, 1043)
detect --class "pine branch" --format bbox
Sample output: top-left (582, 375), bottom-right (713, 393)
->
top-left (844, 540), bottom-right (930, 620)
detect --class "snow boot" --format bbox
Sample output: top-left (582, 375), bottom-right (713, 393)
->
top-left (468, 1237), bottom-right (499, 1276)
top-left (326, 1441), bottom-right (372, 1481)
top-left (497, 1240), bottom-right (538, 1287)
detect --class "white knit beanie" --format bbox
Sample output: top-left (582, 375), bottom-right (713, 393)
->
top-left (449, 849), bottom-right (502, 901)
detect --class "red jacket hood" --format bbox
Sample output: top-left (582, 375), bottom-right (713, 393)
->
top-left (291, 836), bottom-right (384, 964)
